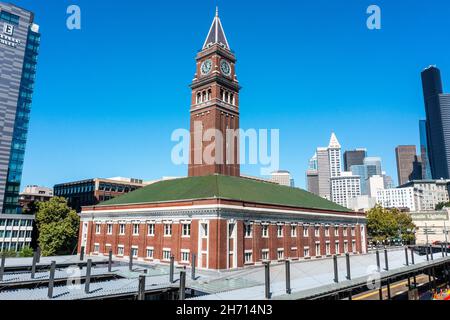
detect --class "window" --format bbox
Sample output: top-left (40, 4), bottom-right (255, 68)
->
top-left (291, 226), bottom-right (297, 237)
top-left (117, 245), bottom-right (124, 256)
top-left (261, 249), bottom-right (269, 261)
top-left (325, 227), bottom-right (330, 237)
top-left (277, 225), bottom-right (283, 238)
top-left (343, 228), bottom-right (348, 237)
top-left (315, 243), bottom-right (321, 256)
top-left (304, 247), bottom-right (310, 258)
top-left (164, 224), bottom-right (172, 237)
top-left (107, 224), bottom-right (113, 235)
top-left (326, 242), bottom-right (331, 255)
top-left (133, 224), bottom-right (140, 235)
top-left (335, 226), bottom-right (339, 237)
top-left (163, 249), bottom-right (171, 261)
top-left (244, 251), bottom-right (253, 263)
top-left (131, 247), bottom-right (138, 258)
top-left (303, 227), bottom-right (309, 237)
top-left (181, 250), bottom-right (190, 262)
top-left (95, 224), bottom-right (101, 234)
top-left (351, 227), bottom-right (356, 236)
top-left (182, 223), bottom-right (191, 237)
top-left (94, 244), bottom-right (100, 253)
top-left (119, 224), bottom-right (125, 235)
top-left (277, 249), bottom-right (284, 260)
top-left (335, 241), bottom-right (340, 254)
top-left (344, 241), bottom-right (349, 253)
top-left (147, 224), bottom-right (155, 236)
top-left (261, 225), bottom-right (269, 238)
top-left (352, 241), bottom-right (356, 252)
top-left (315, 226), bottom-right (320, 237)
top-left (201, 223), bottom-right (208, 238)
top-left (146, 247), bottom-right (154, 259)
top-left (244, 224), bottom-right (252, 238)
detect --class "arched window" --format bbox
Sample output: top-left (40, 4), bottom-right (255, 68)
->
top-left (202, 91), bottom-right (207, 102)
top-left (220, 89), bottom-right (224, 101)
top-left (196, 92), bottom-right (201, 104)
top-left (225, 92), bottom-right (229, 103)
top-left (207, 89), bottom-right (212, 101)
top-left (230, 94), bottom-right (234, 105)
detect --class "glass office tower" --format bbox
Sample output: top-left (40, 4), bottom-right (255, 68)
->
top-left (0, 3), bottom-right (40, 214)
top-left (419, 120), bottom-right (432, 180)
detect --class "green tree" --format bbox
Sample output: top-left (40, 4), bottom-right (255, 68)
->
top-left (18, 246), bottom-right (34, 258)
top-left (35, 197), bottom-right (80, 256)
top-left (367, 205), bottom-right (416, 244)
top-left (436, 202), bottom-right (450, 210)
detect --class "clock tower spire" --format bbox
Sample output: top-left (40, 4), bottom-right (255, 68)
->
top-left (188, 8), bottom-right (240, 177)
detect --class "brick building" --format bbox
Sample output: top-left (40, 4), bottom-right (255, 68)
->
top-left (78, 9), bottom-right (367, 270)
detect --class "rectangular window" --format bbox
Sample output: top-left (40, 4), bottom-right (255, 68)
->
top-left (315, 243), bottom-right (321, 256)
top-left (335, 227), bottom-right (339, 237)
top-left (107, 224), bottom-right (113, 235)
top-left (326, 242), bottom-right (331, 256)
top-left (119, 224), bottom-right (125, 235)
top-left (94, 244), bottom-right (100, 253)
top-left (325, 227), bottom-right (330, 237)
top-left (147, 224), bottom-right (155, 236)
top-left (181, 250), bottom-right (190, 262)
top-left (277, 249), bottom-right (284, 260)
top-left (303, 227), bottom-right (309, 237)
top-left (133, 224), bottom-right (139, 236)
top-left (244, 224), bottom-right (252, 238)
top-left (352, 241), bottom-right (356, 252)
top-left (277, 225), bottom-right (283, 238)
top-left (261, 249), bottom-right (269, 261)
top-left (164, 224), bottom-right (172, 237)
top-left (95, 224), bottom-right (101, 234)
top-left (117, 245), bottom-right (124, 256)
top-left (131, 247), bottom-right (138, 258)
top-left (351, 227), bottom-right (356, 236)
top-left (201, 223), bottom-right (208, 238)
top-left (343, 228), bottom-right (348, 237)
top-left (315, 227), bottom-right (320, 237)
top-left (146, 248), bottom-right (154, 259)
top-left (182, 223), bottom-right (191, 237)
top-left (291, 226), bottom-right (297, 237)
top-left (344, 241), bottom-right (349, 253)
top-left (261, 225), bottom-right (269, 238)
top-left (163, 249), bottom-right (171, 261)
top-left (244, 251), bottom-right (253, 263)
top-left (304, 247), bottom-right (310, 258)
top-left (335, 242), bottom-right (340, 254)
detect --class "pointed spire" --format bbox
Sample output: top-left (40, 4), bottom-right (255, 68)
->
top-left (328, 132), bottom-right (341, 149)
top-left (202, 7), bottom-right (230, 50)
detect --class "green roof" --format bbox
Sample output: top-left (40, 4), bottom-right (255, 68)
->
top-left (99, 175), bottom-right (349, 212)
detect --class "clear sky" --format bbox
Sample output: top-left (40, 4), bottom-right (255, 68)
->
top-left (11, 0), bottom-right (450, 189)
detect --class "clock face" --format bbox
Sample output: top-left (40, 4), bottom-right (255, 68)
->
top-left (220, 60), bottom-right (231, 76)
top-left (201, 59), bottom-right (212, 75)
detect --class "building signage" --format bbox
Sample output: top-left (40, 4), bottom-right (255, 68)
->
top-left (410, 211), bottom-right (449, 222)
top-left (0, 23), bottom-right (21, 48)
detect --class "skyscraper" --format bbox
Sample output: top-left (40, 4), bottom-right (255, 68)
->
top-left (343, 149), bottom-right (367, 171)
top-left (317, 147), bottom-right (331, 200)
top-left (0, 3), bottom-right (40, 214)
top-left (306, 153), bottom-right (319, 195)
top-left (419, 119), bottom-right (432, 180)
top-left (395, 145), bottom-right (422, 186)
top-left (421, 66), bottom-right (450, 179)
top-left (328, 133), bottom-right (341, 178)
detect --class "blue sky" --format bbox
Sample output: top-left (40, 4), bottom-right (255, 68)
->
top-left (11, 0), bottom-right (450, 189)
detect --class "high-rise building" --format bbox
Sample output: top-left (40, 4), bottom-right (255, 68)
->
top-left (363, 157), bottom-right (382, 177)
top-left (316, 147), bottom-right (331, 200)
top-left (419, 120), bottom-right (433, 180)
top-left (270, 171), bottom-right (295, 187)
top-left (0, 3), bottom-right (40, 214)
top-left (306, 153), bottom-right (319, 196)
top-left (343, 149), bottom-right (367, 171)
top-left (421, 66), bottom-right (450, 179)
top-left (328, 133), bottom-right (341, 178)
top-left (331, 172), bottom-right (361, 209)
top-left (376, 188), bottom-right (422, 212)
top-left (367, 175), bottom-right (385, 198)
top-left (395, 145), bottom-right (422, 186)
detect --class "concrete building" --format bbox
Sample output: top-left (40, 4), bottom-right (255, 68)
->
top-left (349, 195), bottom-right (377, 213)
top-left (306, 153), bottom-right (319, 196)
top-left (410, 209), bottom-right (450, 245)
top-left (330, 172), bottom-right (361, 209)
top-left (79, 9), bottom-right (368, 271)
top-left (421, 66), bottom-right (450, 179)
top-left (54, 177), bottom-right (146, 212)
top-left (0, 214), bottom-right (34, 251)
top-left (316, 147), bottom-right (331, 200)
top-left (328, 133), bottom-right (341, 178)
top-left (0, 3), bottom-right (40, 214)
top-left (343, 149), bottom-right (367, 172)
top-left (19, 185), bottom-right (53, 212)
top-left (400, 179), bottom-right (450, 211)
top-left (395, 145), bottom-right (422, 186)
top-left (368, 175), bottom-right (385, 198)
top-left (270, 171), bottom-right (294, 187)
top-left (376, 188), bottom-right (422, 212)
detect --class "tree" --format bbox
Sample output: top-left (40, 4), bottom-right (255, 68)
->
top-left (367, 205), bottom-right (416, 244)
top-left (35, 197), bottom-right (80, 256)
top-left (436, 202), bottom-right (450, 210)
top-left (18, 246), bottom-right (34, 258)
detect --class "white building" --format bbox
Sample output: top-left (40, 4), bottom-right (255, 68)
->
top-left (270, 171), bottom-right (294, 187)
top-left (331, 172), bottom-right (361, 209)
top-left (0, 214), bottom-right (34, 252)
top-left (368, 175), bottom-right (385, 198)
top-left (349, 195), bottom-right (377, 212)
top-left (376, 187), bottom-right (422, 212)
top-left (328, 133), bottom-right (342, 178)
top-left (400, 179), bottom-right (450, 211)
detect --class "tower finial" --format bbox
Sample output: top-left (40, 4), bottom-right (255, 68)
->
top-left (216, 6), bottom-right (219, 17)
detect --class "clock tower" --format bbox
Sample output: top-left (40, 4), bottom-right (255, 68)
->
top-left (189, 8), bottom-right (241, 177)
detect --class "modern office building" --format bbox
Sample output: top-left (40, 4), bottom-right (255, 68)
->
top-left (419, 120), bottom-right (433, 180)
top-left (363, 157), bottom-right (382, 177)
top-left (328, 133), bottom-right (341, 178)
top-left (0, 214), bottom-right (34, 251)
top-left (316, 147), bottom-right (331, 200)
top-left (376, 188), bottom-right (422, 212)
top-left (421, 66), bottom-right (450, 179)
top-left (270, 170), bottom-right (295, 187)
top-left (79, 9), bottom-right (367, 270)
top-left (0, 3), bottom-right (40, 214)
top-left (330, 172), bottom-right (361, 209)
top-left (19, 185), bottom-right (53, 212)
top-left (367, 175), bottom-right (385, 198)
top-left (343, 149), bottom-right (367, 172)
top-left (306, 153), bottom-right (319, 196)
top-left (54, 177), bottom-right (146, 212)
top-left (395, 145), bottom-right (422, 186)
top-left (399, 179), bottom-right (450, 211)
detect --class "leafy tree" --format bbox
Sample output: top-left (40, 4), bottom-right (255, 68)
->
top-left (35, 197), bottom-right (80, 256)
top-left (367, 205), bottom-right (416, 244)
top-left (18, 246), bottom-right (34, 258)
top-left (436, 202), bottom-right (450, 210)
